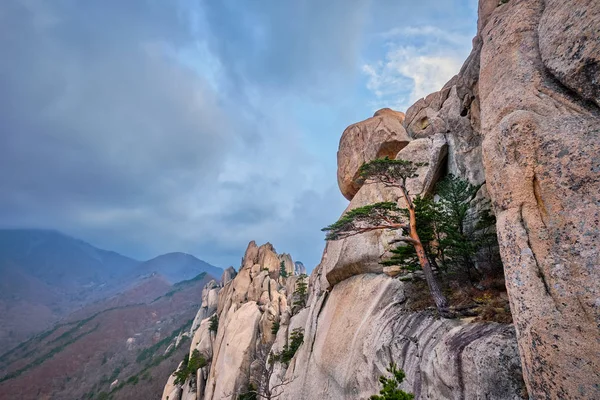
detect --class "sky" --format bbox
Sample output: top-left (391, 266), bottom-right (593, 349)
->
top-left (0, 0), bottom-right (478, 271)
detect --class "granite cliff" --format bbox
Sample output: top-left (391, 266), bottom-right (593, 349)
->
top-left (162, 0), bottom-right (599, 398)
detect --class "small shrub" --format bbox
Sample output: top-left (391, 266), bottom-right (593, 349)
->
top-left (237, 383), bottom-right (258, 400)
top-left (271, 320), bottom-right (280, 335)
top-left (188, 349), bottom-right (207, 372)
top-left (97, 392), bottom-right (110, 400)
top-left (270, 328), bottom-right (304, 365)
top-left (173, 350), bottom-right (207, 385)
top-left (209, 314), bottom-right (219, 333)
top-left (370, 363), bottom-right (414, 400)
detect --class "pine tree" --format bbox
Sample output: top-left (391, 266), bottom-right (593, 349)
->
top-left (381, 174), bottom-right (499, 283)
top-left (293, 274), bottom-right (308, 311)
top-left (380, 195), bottom-right (440, 271)
top-left (433, 175), bottom-right (500, 280)
top-left (323, 158), bottom-right (450, 315)
top-left (279, 261), bottom-right (288, 278)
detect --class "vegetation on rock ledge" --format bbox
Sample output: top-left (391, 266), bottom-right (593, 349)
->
top-left (173, 349), bottom-right (207, 385)
top-left (270, 328), bottom-right (303, 365)
top-left (322, 157), bottom-right (450, 316)
top-left (370, 363), bottom-right (414, 400)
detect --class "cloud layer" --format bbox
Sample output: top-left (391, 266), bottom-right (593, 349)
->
top-left (0, 0), bottom-right (476, 270)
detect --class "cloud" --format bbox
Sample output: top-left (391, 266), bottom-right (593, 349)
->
top-left (0, 0), bottom-right (352, 271)
top-left (199, 0), bottom-right (370, 100)
top-left (0, 0), bottom-right (231, 215)
top-left (362, 24), bottom-right (474, 112)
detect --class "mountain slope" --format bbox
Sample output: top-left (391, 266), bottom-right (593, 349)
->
top-left (0, 229), bottom-right (142, 351)
top-left (0, 229), bottom-right (222, 353)
top-left (0, 272), bottom-right (215, 400)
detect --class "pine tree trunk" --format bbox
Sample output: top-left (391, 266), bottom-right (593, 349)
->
top-left (400, 186), bottom-right (450, 315)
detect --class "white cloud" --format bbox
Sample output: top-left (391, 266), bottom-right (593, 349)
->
top-left (362, 25), bottom-right (472, 112)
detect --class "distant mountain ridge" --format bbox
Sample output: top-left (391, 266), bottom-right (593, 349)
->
top-left (0, 229), bottom-right (222, 352)
top-left (0, 229), bottom-right (139, 288)
top-left (136, 252), bottom-right (223, 284)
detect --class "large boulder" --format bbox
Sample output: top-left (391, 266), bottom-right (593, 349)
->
top-left (395, 133), bottom-right (448, 196)
top-left (337, 108), bottom-right (411, 200)
top-left (403, 42), bottom-right (485, 186)
top-left (323, 182), bottom-right (402, 288)
top-left (191, 280), bottom-right (221, 332)
top-left (190, 318), bottom-right (213, 359)
top-left (479, 0), bottom-right (600, 397)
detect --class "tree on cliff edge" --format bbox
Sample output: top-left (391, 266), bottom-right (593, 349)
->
top-left (322, 158), bottom-right (450, 316)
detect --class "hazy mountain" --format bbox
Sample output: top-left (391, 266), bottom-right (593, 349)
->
top-left (136, 252), bottom-right (222, 284)
top-left (0, 229), bottom-right (139, 289)
top-left (0, 229), bottom-right (221, 352)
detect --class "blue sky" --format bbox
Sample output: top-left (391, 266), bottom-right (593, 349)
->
top-left (0, 0), bottom-right (477, 270)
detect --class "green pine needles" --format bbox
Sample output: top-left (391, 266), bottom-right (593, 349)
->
top-left (279, 261), bottom-right (288, 278)
top-left (383, 174), bottom-right (499, 281)
top-left (322, 202), bottom-right (405, 240)
top-left (357, 157), bottom-right (426, 188)
top-left (293, 274), bottom-right (308, 312)
top-left (173, 350), bottom-right (207, 385)
top-left (271, 320), bottom-right (280, 335)
top-left (208, 314), bottom-right (219, 333)
top-left (270, 328), bottom-right (304, 365)
top-left (370, 363), bottom-right (414, 400)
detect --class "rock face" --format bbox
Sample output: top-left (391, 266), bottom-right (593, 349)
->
top-left (221, 267), bottom-right (237, 285)
top-left (163, 239), bottom-right (525, 400)
top-left (204, 302), bottom-right (262, 399)
top-left (538, 0), bottom-right (600, 107)
top-left (337, 108), bottom-right (411, 200)
top-left (277, 274), bottom-right (524, 400)
top-left (477, 0), bottom-right (600, 397)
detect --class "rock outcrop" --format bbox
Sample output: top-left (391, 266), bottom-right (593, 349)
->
top-left (337, 108), bottom-right (411, 200)
top-left (163, 239), bottom-right (525, 400)
top-left (163, 242), bottom-right (304, 400)
top-left (294, 261), bottom-right (307, 276)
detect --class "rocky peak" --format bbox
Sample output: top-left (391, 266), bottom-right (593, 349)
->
top-left (293, 261), bottom-right (306, 276)
top-left (164, 241), bottom-right (305, 400)
top-left (221, 266), bottom-right (237, 285)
